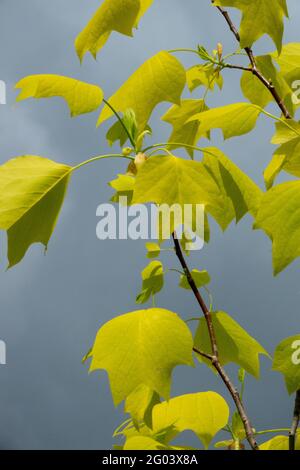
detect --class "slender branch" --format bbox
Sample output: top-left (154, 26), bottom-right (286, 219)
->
top-left (72, 153), bottom-right (134, 172)
top-left (213, 3), bottom-right (291, 119)
top-left (289, 390), bottom-right (300, 450)
top-left (172, 232), bottom-right (259, 450)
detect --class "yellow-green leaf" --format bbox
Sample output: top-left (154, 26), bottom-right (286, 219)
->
top-left (254, 181), bottom-right (300, 274)
top-left (136, 261), bottom-right (164, 305)
top-left (272, 43), bottom-right (300, 84)
top-left (194, 311), bottom-right (268, 377)
top-left (109, 174), bottom-right (135, 204)
top-left (264, 137), bottom-right (300, 189)
top-left (0, 156), bottom-right (72, 268)
top-left (16, 75), bottom-right (103, 117)
top-left (213, 0), bottom-right (288, 53)
top-left (241, 55), bottom-right (290, 110)
top-left (152, 392), bottom-right (229, 448)
top-left (162, 99), bottom-right (209, 157)
top-left (132, 153), bottom-right (233, 231)
top-left (202, 147), bottom-right (263, 221)
top-left (75, 0), bottom-right (153, 61)
top-left (272, 335), bottom-right (300, 394)
top-left (260, 435), bottom-right (300, 450)
top-left (89, 308), bottom-right (194, 405)
top-left (98, 51), bottom-right (186, 132)
top-left (186, 64), bottom-right (223, 92)
top-left (145, 242), bottom-right (161, 259)
top-left (179, 269), bottom-right (211, 290)
top-left (124, 436), bottom-right (168, 450)
top-left (188, 103), bottom-right (261, 140)
top-left (125, 385), bottom-right (160, 427)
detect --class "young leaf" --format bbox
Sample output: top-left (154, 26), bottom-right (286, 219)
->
top-left (89, 308), bottom-right (194, 405)
top-left (145, 242), bottom-right (161, 259)
top-left (194, 311), bottom-right (269, 377)
top-left (179, 269), bottom-right (211, 290)
top-left (106, 109), bottom-right (138, 148)
top-left (75, 0), bottom-right (153, 61)
top-left (254, 181), bottom-right (300, 274)
top-left (212, 0), bottom-right (288, 53)
top-left (187, 103), bottom-right (262, 140)
top-left (152, 392), bottom-right (229, 449)
top-left (136, 261), bottom-right (164, 304)
top-left (260, 435), bottom-right (300, 450)
top-left (132, 154), bottom-right (233, 231)
top-left (272, 335), bottom-right (300, 394)
top-left (0, 156), bottom-right (72, 268)
top-left (109, 174), bottom-right (135, 204)
top-left (186, 64), bottom-right (223, 92)
top-left (15, 75), bottom-right (103, 117)
top-left (161, 99), bottom-right (209, 157)
top-left (98, 51), bottom-right (186, 132)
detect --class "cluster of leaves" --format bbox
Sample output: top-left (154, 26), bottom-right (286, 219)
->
top-left (1, 0), bottom-right (300, 450)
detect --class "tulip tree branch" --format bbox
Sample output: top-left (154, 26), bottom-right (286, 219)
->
top-left (213, 2), bottom-right (292, 119)
top-left (289, 391), bottom-right (300, 450)
top-left (172, 232), bottom-right (259, 450)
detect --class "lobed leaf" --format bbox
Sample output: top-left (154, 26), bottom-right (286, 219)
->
top-left (194, 311), bottom-right (269, 377)
top-left (213, 0), bottom-right (288, 53)
top-left (89, 308), bottom-right (194, 405)
top-left (272, 335), bottom-right (300, 394)
top-left (0, 156), bottom-right (72, 268)
top-left (16, 75), bottom-right (103, 117)
top-left (75, 0), bottom-right (153, 61)
top-left (254, 181), bottom-right (300, 274)
top-left (187, 103), bottom-right (262, 140)
top-left (152, 392), bottom-right (229, 449)
top-left (98, 51), bottom-right (186, 132)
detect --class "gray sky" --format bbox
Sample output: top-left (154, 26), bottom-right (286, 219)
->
top-left (0, 0), bottom-right (299, 450)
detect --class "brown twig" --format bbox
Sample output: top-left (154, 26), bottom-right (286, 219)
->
top-left (289, 391), bottom-right (300, 450)
top-left (172, 232), bottom-right (259, 450)
top-left (212, 1), bottom-right (300, 451)
top-left (213, 3), bottom-right (291, 119)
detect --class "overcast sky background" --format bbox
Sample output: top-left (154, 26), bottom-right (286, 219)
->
top-left (0, 0), bottom-right (299, 450)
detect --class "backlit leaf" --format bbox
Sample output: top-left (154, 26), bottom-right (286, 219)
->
top-left (179, 269), bottom-right (211, 290)
top-left (145, 242), bottom-right (161, 259)
top-left (136, 261), bottom-right (164, 304)
top-left (241, 55), bottom-right (290, 110)
top-left (188, 103), bottom-right (262, 140)
top-left (124, 436), bottom-right (168, 450)
top-left (194, 311), bottom-right (268, 377)
top-left (132, 153), bottom-right (233, 231)
top-left (125, 385), bottom-right (160, 427)
top-left (213, 0), bottom-right (288, 53)
top-left (152, 392), bottom-right (229, 448)
top-left (89, 308), bottom-right (194, 405)
top-left (98, 51), bottom-right (186, 132)
top-left (0, 156), bottom-right (72, 268)
top-left (16, 75), bottom-right (103, 117)
top-left (75, 0), bottom-right (153, 61)
top-left (162, 99), bottom-right (209, 157)
top-left (272, 335), bottom-right (300, 394)
top-left (186, 64), bottom-right (223, 92)
top-left (260, 435), bottom-right (300, 450)
top-left (254, 181), bottom-right (300, 274)
top-left (202, 147), bottom-right (263, 221)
